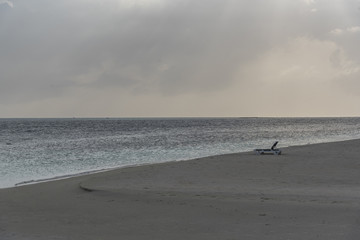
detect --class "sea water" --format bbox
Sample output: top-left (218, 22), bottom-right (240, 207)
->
top-left (1, 117), bottom-right (360, 188)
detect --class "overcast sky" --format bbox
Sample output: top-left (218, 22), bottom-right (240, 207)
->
top-left (1, 0), bottom-right (360, 117)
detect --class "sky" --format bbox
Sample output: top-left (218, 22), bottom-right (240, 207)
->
top-left (0, 0), bottom-right (360, 117)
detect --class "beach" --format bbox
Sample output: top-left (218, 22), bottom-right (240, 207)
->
top-left (1, 139), bottom-right (360, 239)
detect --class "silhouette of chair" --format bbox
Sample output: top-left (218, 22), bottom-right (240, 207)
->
top-left (254, 141), bottom-right (281, 155)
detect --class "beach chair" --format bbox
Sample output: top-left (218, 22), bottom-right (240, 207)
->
top-left (254, 141), bottom-right (282, 155)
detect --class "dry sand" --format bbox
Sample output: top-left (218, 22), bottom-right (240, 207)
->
top-left (1, 139), bottom-right (360, 239)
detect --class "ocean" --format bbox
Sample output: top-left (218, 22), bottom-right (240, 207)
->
top-left (1, 117), bottom-right (360, 188)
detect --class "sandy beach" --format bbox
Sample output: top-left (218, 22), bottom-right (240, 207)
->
top-left (1, 139), bottom-right (360, 239)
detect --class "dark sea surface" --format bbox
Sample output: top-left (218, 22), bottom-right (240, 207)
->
top-left (1, 117), bottom-right (360, 188)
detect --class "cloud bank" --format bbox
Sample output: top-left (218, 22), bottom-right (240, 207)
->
top-left (1, 0), bottom-right (360, 117)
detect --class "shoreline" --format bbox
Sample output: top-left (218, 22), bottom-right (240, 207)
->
top-left (2, 139), bottom-right (360, 239)
top-left (8, 137), bottom-right (360, 189)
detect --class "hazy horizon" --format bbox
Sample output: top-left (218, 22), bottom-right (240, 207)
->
top-left (1, 0), bottom-right (360, 118)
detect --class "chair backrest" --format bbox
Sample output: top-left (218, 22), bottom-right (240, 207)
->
top-left (271, 141), bottom-right (279, 150)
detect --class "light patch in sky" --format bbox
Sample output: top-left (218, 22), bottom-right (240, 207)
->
top-left (303, 0), bottom-right (316, 5)
top-left (347, 26), bottom-right (360, 33)
top-left (116, 0), bottom-right (165, 8)
top-left (330, 26), bottom-right (360, 35)
top-left (228, 37), bottom-right (360, 116)
top-left (0, 0), bottom-right (13, 7)
top-left (249, 37), bottom-right (359, 84)
top-left (330, 28), bottom-right (344, 35)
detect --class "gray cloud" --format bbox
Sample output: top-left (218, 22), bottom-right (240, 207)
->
top-left (1, 0), bottom-right (360, 116)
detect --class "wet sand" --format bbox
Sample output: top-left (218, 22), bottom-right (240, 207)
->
top-left (1, 139), bottom-right (360, 239)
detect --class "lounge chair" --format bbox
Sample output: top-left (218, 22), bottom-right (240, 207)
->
top-left (254, 141), bottom-right (282, 155)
